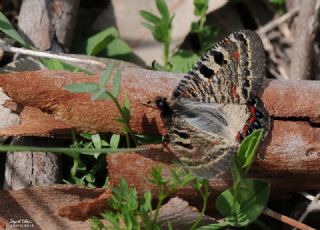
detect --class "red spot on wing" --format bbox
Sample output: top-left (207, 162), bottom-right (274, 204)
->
top-left (231, 84), bottom-right (238, 98)
top-left (249, 117), bottom-right (256, 125)
top-left (224, 39), bottom-right (232, 45)
top-left (249, 105), bottom-right (255, 115)
top-left (236, 132), bottom-right (242, 142)
top-left (233, 50), bottom-right (239, 63)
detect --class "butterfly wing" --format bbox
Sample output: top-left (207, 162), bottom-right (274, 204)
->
top-left (160, 30), bottom-right (269, 179)
top-left (172, 30), bottom-right (265, 104)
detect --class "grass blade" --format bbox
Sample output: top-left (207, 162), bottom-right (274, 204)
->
top-left (112, 70), bottom-right (122, 98)
top-left (0, 11), bottom-right (29, 47)
top-left (100, 64), bottom-right (113, 87)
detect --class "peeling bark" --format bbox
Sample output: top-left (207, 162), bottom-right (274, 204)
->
top-left (0, 184), bottom-right (104, 229)
top-left (0, 69), bottom-right (319, 136)
top-left (3, 0), bottom-right (80, 190)
top-left (0, 69), bottom-right (319, 221)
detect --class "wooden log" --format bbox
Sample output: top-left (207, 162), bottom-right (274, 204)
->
top-left (0, 69), bottom-right (319, 221)
top-left (0, 70), bottom-right (319, 135)
top-left (3, 0), bottom-right (80, 190)
top-left (18, 0), bottom-right (79, 52)
top-left (0, 184), bottom-right (104, 229)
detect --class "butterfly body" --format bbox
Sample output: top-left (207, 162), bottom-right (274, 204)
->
top-left (157, 30), bottom-right (270, 178)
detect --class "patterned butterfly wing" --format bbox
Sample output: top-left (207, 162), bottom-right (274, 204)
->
top-left (158, 30), bottom-right (270, 179)
top-left (173, 30), bottom-right (265, 104)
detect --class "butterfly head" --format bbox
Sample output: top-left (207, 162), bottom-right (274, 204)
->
top-left (154, 97), bottom-right (173, 118)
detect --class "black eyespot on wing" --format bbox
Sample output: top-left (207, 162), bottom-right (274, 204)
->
top-left (234, 32), bottom-right (245, 41)
top-left (199, 64), bottom-right (214, 78)
top-left (248, 97), bottom-right (256, 104)
top-left (244, 69), bottom-right (250, 76)
top-left (210, 50), bottom-right (225, 65)
top-left (173, 90), bottom-right (180, 98)
top-left (243, 79), bottom-right (250, 87)
top-left (173, 130), bottom-right (190, 139)
top-left (242, 88), bottom-right (248, 98)
top-left (175, 142), bottom-right (193, 149)
top-left (255, 110), bottom-right (263, 118)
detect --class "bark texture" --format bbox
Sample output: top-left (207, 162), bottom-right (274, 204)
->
top-left (0, 184), bottom-right (104, 229)
top-left (3, 0), bottom-right (80, 189)
top-left (18, 0), bottom-right (80, 52)
top-left (289, 0), bottom-right (320, 80)
top-left (0, 69), bottom-right (318, 221)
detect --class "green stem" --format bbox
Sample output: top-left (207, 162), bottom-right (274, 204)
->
top-left (71, 154), bottom-right (80, 177)
top-left (105, 91), bottom-right (137, 147)
top-left (124, 131), bottom-right (130, 148)
top-left (199, 14), bottom-right (206, 31)
top-left (163, 42), bottom-right (170, 69)
top-left (190, 190), bottom-right (209, 230)
top-left (153, 192), bottom-right (166, 225)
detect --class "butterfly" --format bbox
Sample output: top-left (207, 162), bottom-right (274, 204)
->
top-left (156, 30), bottom-right (270, 179)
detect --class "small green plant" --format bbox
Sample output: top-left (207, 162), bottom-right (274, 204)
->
top-left (191, 0), bottom-right (217, 53)
top-left (199, 129), bottom-right (270, 229)
top-left (90, 178), bottom-right (154, 230)
top-left (63, 132), bottom-right (119, 188)
top-left (89, 129), bottom-right (270, 230)
top-left (85, 27), bottom-right (132, 61)
top-left (64, 64), bottom-right (136, 147)
top-left (140, 0), bottom-right (200, 73)
top-left (90, 166), bottom-right (209, 230)
top-left (140, 0), bottom-right (218, 73)
top-left (140, 0), bottom-right (174, 71)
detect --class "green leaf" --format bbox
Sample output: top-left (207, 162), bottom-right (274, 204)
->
top-left (111, 70), bottom-right (122, 98)
top-left (86, 27), bottom-right (118, 56)
top-left (110, 134), bottom-right (120, 149)
top-left (135, 134), bottom-right (163, 145)
top-left (171, 50), bottom-right (199, 73)
top-left (193, 0), bottom-right (209, 16)
top-left (0, 11), bottom-right (29, 47)
top-left (46, 59), bottom-right (65, 70)
top-left (91, 134), bottom-right (102, 149)
top-left (153, 21), bottom-right (170, 43)
top-left (123, 212), bottom-right (134, 229)
top-left (141, 21), bottom-right (155, 33)
top-left (40, 58), bottom-right (93, 75)
top-left (231, 159), bottom-right (247, 189)
top-left (196, 221), bottom-right (229, 230)
top-left (100, 212), bottom-right (120, 229)
top-left (140, 190), bottom-right (152, 212)
top-left (99, 64), bottom-right (113, 88)
top-left (80, 133), bottom-right (93, 140)
top-left (270, 0), bottom-right (285, 4)
top-left (91, 88), bottom-right (107, 101)
top-left (84, 173), bottom-right (95, 183)
top-left (64, 82), bottom-right (99, 93)
top-left (237, 129), bottom-right (264, 173)
top-left (106, 38), bottom-right (132, 61)
top-left (89, 216), bottom-right (104, 230)
top-left (124, 93), bottom-right (130, 111)
top-left (156, 0), bottom-right (170, 21)
top-left (140, 10), bottom-right (161, 24)
top-left (216, 179), bottom-right (270, 227)
top-left (122, 94), bottom-right (131, 121)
